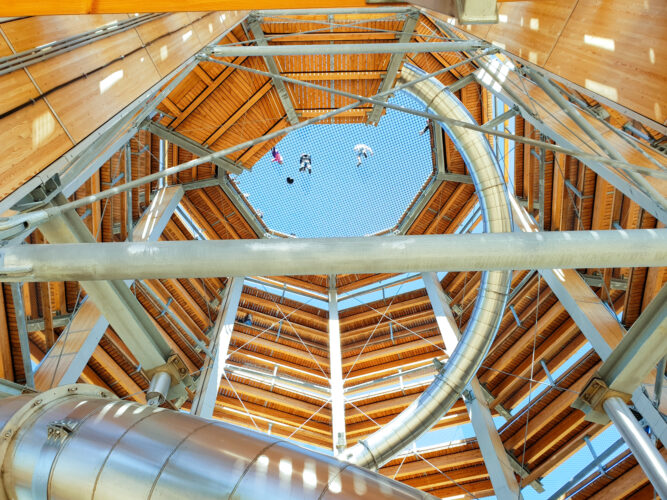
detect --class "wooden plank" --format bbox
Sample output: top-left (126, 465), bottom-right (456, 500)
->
top-left (589, 449), bottom-right (667, 500)
top-left (203, 79), bottom-right (273, 146)
top-left (0, 99), bottom-right (73, 202)
top-left (190, 12), bottom-right (247, 46)
top-left (134, 12), bottom-right (192, 44)
top-left (219, 378), bottom-right (331, 418)
top-left (283, 71), bottom-right (385, 81)
top-left (91, 344), bottom-right (146, 403)
top-left (144, 23), bottom-right (204, 77)
top-left (0, 15), bottom-right (127, 52)
top-left (144, 279), bottom-right (207, 341)
top-left (2, 2), bottom-right (366, 15)
top-left (545, 0), bottom-right (667, 124)
top-left (0, 287), bottom-right (14, 380)
top-left (237, 117), bottom-right (288, 165)
top-left (504, 363), bottom-right (599, 451)
top-left (47, 48), bottom-right (160, 142)
top-left (39, 283), bottom-right (55, 349)
top-left (27, 29), bottom-right (144, 93)
top-left (484, 1), bottom-right (578, 66)
top-left (0, 69), bottom-right (40, 115)
top-left (168, 56), bottom-right (248, 129)
top-left (381, 447), bottom-right (482, 478)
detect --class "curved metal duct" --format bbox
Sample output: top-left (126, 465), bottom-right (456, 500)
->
top-left (340, 65), bottom-right (513, 469)
top-left (0, 385), bottom-right (436, 500)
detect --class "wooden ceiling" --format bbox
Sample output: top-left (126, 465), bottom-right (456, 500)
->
top-left (0, 9), bottom-right (665, 500)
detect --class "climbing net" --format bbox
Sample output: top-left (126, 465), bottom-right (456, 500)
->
top-left (232, 91), bottom-right (435, 238)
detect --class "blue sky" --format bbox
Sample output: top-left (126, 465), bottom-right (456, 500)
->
top-left (233, 91), bottom-right (434, 238)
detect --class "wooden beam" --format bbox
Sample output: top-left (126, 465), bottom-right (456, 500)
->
top-left (169, 57), bottom-right (248, 129)
top-left (381, 446), bottom-right (482, 478)
top-left (203, 80), bottom-right (273, 147)
top-left (236, 117), bottom-right (288, 165)
top-left (0, 287), bottom-right (13, 381)
top-left (589, 450), bottom-right (667, 500)
top-left (219, 378), bottom-right (330, 419)
top-left (503, 363), bottom-right (599, 451)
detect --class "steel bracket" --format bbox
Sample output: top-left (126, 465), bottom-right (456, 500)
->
top-left (145, 354), bottom-right (194, 409)
top-left (573, 377), bottom-right (632, 424)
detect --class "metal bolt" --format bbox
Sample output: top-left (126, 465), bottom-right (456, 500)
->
top-left (68, 387), bottom-right (78, 393)
top-left (4, 430), bottom-right (12, 438)
top-left (33, 399), bottom-right (42, 406)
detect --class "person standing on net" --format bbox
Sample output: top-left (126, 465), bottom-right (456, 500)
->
top-left (299, 153), bottom-right (312, 174)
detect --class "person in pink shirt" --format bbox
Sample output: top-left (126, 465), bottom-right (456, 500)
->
top-left (271, 146), bottom-right (284, 165)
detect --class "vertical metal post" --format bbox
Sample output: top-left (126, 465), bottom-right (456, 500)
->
top-left (328, 275), bottom-right (346, 455)
top-left (191, 278), bottom-right (243, 419)
top-left (158, 139), bottom-right (166, 189)
top-left (655, 357), bottom-right (665, 409)
top-left (422, 272), bottom-right (523, 499)
top-left (124, 143), bottom-right (133, 241)
top-left (603, 396), bottom-right (667, 498)
top-left (10, 283), bottom-right (33, 388)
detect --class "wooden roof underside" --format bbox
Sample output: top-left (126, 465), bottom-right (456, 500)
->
top-left (1, 11), bottom-right (665, 500)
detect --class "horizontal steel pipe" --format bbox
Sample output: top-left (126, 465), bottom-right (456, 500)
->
top-left (0, 385), bottom-right (436, 500)
top-left (209, 41), bottom-right (485, 57)
top-left (0, 230), bottom-right (665, 282)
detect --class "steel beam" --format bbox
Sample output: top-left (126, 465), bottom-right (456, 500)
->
top-left (33, 187), bottom-right (184, 390)
top-left (599, 285), bottom-right (667, 396)
top-left (510, 198), bottom-right (667, 446)
top-left (209, 41), bottom-right (486, 58)
top-left (481, 106), bottom-right (518, 131)
top-left (328, 276), bottom-right (346, 455)
top-left (144, 121), bottom-right (243, 174)
top-left (191, 277), bottom-right (243, 419)
top-left (475, 59), bottom-right (667, 222)
top-left (422, 272), bottom-right (524, 499)
top-left (447, 73), bottom-right (476, 93)
top-left (26, 314), bottom-right (71, 332)
top-left (527, 70), bottom-right (666, 218)
top-left (204, 58), bottom-right (662, 180)
top-left (2, 229), bottom-right (665, 283)
top-left (366, 10), bottom-right (419, 125)
top-left (246, 15), bottom-right (299, 125)
top-left (547, 438), bottom-right (625, 500)
top-left (256, 7), bottom-right (416, 16)
top-left (9, 284), bottom-right (34, 388)
top-left (0, 378), bottom-right (33, 399)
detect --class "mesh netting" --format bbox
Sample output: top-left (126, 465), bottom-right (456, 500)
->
top-left (232, 91), bottom-right (434, 238)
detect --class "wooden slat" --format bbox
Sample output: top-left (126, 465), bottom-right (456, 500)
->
top-left (47, 49), bottom-right (160, 142)
top-left (0, 287), bottom-right (14, 381)
top-left (0, 100), bottom-right (73, 202)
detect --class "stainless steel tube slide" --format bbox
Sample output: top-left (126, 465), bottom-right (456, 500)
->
top-left (0, 386), bottom-right (436, 500)
top-left (340, 65), bottom-right (513, 469)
